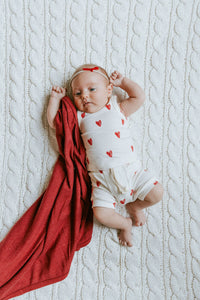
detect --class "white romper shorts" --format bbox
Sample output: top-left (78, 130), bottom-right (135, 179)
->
top-left (89, 161), bottom-right (159, 209)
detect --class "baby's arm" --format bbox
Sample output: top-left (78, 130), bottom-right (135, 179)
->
top-left (47, 86), bottom-right (66, 129)
top-left (110, 71), bottom-right (145, 118)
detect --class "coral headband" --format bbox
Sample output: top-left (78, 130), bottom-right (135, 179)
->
top-left (71, 66), bottom-right (109, 83)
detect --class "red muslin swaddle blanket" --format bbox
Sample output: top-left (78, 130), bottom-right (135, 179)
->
top-left (0, 96), bottom-right (93, 299)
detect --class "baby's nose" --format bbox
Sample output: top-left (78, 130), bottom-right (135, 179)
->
top-left (81, 92), bottom-right (89, 101)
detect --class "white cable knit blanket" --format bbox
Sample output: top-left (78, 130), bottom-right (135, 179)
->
top-left (0, 0), bottom-right (200, 299)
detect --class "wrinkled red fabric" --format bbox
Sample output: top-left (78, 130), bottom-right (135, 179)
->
top-left (0, 96), bottom-right (93, 300)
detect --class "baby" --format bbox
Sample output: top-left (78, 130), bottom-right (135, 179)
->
top-left (47, 64), bottom-right (164, 247)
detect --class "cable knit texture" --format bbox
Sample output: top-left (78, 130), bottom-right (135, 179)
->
top-left (0, 0), bottom-right (200, 299)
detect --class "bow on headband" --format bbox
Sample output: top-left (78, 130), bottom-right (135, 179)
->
top-left (82, 67), bottom-right (99, 72)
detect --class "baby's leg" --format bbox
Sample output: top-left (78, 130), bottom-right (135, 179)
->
top-left (126, 182), bottom-right (164, 226)
top-left (93, 207), bottom-right (133, 247)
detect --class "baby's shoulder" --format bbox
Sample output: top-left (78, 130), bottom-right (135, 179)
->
top-left (109, 95), bottom-right (120, 111)
top-left (110, 95), bottom-right (127, 118)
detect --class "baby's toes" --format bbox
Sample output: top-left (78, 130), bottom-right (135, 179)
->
top-left (135, 221), bottom-right (140, 227)
top-left (119, 239), bottom-right (126, 246)
top-left (127, 240), bottom-right (133, 247)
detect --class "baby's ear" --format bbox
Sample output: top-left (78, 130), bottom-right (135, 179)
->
top-left (107, 83), bottom-right (113, 97)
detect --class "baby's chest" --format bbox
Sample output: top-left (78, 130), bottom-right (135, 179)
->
top-left (80, 111), bottom-right (128, 134)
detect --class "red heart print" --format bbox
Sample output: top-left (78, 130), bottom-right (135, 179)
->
top-left (81, 112), bottom-right (85, 118)
top-left (113, 202), bottom-right (116, 208)
top-left (121, 119), bottom-right (125, 125)
top-left (106, 150), bottom-right (113, 157)
top-left (88, 138), bottom-right (93, 145)
top-left (99, 170), bottom-right (103, 173)
top-left (131, 145), bottom-right (134, 152)
top-left (130, 189), bottom-right (136, 196)
top-left (96, 181), bottom-right (101, 187)
top-left (96, 120), bottom-right (102, 127)
top-left (120, 199), bottom-right (125, 204)
top-left (106, 104), bottom-right (111, 110)
top-left (115, 131), bottom-right (120, 138)
top-left (154, 181), bottom-right (158, 185)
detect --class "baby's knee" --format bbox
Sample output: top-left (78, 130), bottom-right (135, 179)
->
top-left (145, 182), bottom-right (164, 204)
top-left (153, 182), bottom-right (164, 203)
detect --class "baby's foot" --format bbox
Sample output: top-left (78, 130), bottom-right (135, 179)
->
top-left (118, 218), bottom-right (133, 247)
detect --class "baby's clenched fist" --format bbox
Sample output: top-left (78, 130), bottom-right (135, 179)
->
top-left (50, 86), bottom-right (66, 101)
top-left (109, 71), bottom-right (124, 87)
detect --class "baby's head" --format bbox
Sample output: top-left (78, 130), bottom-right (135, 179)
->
top-left (70, 64), bottom-right (113, 113)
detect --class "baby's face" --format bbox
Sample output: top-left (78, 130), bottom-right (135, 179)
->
top-left (71, 72), bottom-right (113, 113)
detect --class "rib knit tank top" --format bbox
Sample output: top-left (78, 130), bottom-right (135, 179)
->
top-left (77, 95), bottom-right (139, 172)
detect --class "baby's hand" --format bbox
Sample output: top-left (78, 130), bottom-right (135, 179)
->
top-left (50, 86), bottom-right (66, 101)
top-left (110, 71), bottom-right (124, 87)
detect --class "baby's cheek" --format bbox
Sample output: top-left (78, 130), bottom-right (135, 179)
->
top-left (74, 99), bottom-right (82, 110)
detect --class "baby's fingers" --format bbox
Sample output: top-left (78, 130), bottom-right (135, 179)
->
top-left (60, 87), bottom-right (66, 94)
top-left (52, 86), bottom-right (64, 94)
top-left (52, 86), bottom-right (59, 92)
top-left (110, 71), bottom-right (118, 77)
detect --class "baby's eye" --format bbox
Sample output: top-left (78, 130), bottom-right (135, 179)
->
top-left (75, 92), bottom-right (81, 96)
top-left (90, 88), bottom-right (96, 92)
